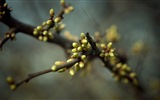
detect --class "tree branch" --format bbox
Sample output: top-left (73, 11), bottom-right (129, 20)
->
top-left (0, 0), bottom-right (73, 49)
top-left (15, 59), bottom-right (80, 89)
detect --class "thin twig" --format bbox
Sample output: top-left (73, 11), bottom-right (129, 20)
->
top-left (15, 59), bottom-right (80, 89)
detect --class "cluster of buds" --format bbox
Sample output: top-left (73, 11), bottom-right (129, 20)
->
top-left (6, 76), bottom-right (17, 91)
top-left (51, 33), bottom-right (90, 76)
top-left (106, 25), bottom-right (120, 42)
top-left (0, 3), bottom-right (12, 20)
top-left (99, 42), bottom-right (139, 86)
top-left (72, 33), bottom-right (91, 52)
top-left (5, 32), bottom-right (16, 40)
top-left (33, 0), bottom-right (74, 42)
top-left (33, 8), bottom-right (56, 42)
top-left (99, 42), bottom-right (115, 61)
top-left (33, 25), bottom-right (54, 42)
top-left (112, 63), bottom-right (139, 86)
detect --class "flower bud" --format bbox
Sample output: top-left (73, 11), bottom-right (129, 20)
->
top-left (51, 65), bottom-right (57, 72)
top-left (81, 33), bottom-right (85, 39)
top-left (6, 76), bottom-right (14, 84)
top-left (77, 46), bottom-right (82, 52)
top-left (38, 36), bottom-right (43, 41)
top-left (10, 84), bottom-right (16, 91)
top-left (79, 62), bottom-right (84, 68)
top-left (37, 26), bottom-right (43, 31)
top-left (107, 42), bottom-right (112, 49)
top-left (100, 44), bottom-right (106, 49)
top-left (49, 9), bottom-right (54, 16)
top-left (81, 55), bottom-right (86, 60)
top-left (72, 48), bottom-right (77, 53)
top-left (54, 17), bottom-right (61, 23)
top-left (81, 39), bottom-right (88, 44)
top-left (72, 53), bottom-right (79, 58)
top-left (58, 68), bottom-right (66, 72)
top-left (67, 59), bottom-right (74, 63)
top-left (46, 20), bottom-right (52, 25)
top-left (69, 69), bottom-right (74, 76)
top-left (55, 61), bottom-right (63, 66)
top-left (43, 31), bottom-right (48, 35)
top-left (72, 42), bottom-right (78, 48)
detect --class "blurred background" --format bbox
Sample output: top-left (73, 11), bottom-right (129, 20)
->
top-left (0, 0), bottom-right (160, 100)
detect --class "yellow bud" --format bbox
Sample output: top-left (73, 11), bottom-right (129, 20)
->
top-left (109, 52), bottom-right (114, 57)
top-left (105, 53), bottom-right (109, 57)
top-left (48, 32), bottom-right (54, 39)
top-left (9, 7), bottom-right (12, 11)
top-left (120, 71), bottom-right (126, 76)
top-left (49, 9), bottom-right (54, 16)
top-left (11, 33), bottom-right (15, 38)
top-left (6, 76), bottom-right (14, 84)
top-left (81, 44), bottom-right (86, 48)
top-left (64, 9), bottom-right (70, 14)
top-left (121, 64), bottom-right (128, 70)
top-left (33, 30), bottom-right (38, 35)
top-left (130, 72), bottom-right (136, 78)
top-left (72, 53), bottom-right (79, 58)
top-left (55, 61), bottom-right (63, 66)
top-left (75, 63), bottom-right (80, 71)
top-left (68, 6), bottom-right (74, 12)
top-left (79, 62), bottom-right (84, 68)
top-left (53, 25), bottom-right (59, 30)
top-left (81, 39), bottom-right (88, 44)
top-left (60, 0), bottom-right (65, 5)
top-left (38, 36), bottom-right (43, 41)
top-left (46, 20), bottom-right (52, 25)
top-left (81, 33), bottom-right (85, 39)
top-left (58, 68), bottom-right (66, 73)
top-left (116, 63), bottom-right (122, 69)
top-left (72, 48), bottom-right (77, 53)
top-left (86, 43), bottom-right (91, 49)
top-left (43, 31), bottom-right (48, 35)
top-left (67, 59), bottom-right (74, 63)
top-left (101, 44), bottom-right (106, 49)
top-left (110, 49), bottom-right (115, 53)
top-left (69, 69), bottom-right (74, 76)
top-left (10, 84), bottom-right (16, 91)
top-left (2, 11), bottom-right (5, 15)
top-left (54, 17), bottom-right (61, 23)
top-left (72, 42), bottom-right (79, 48)
top-left (3, 3), bottom-right (8, 8)
top-left (126, 67), bottom-right (131, 71)
top-left (37, 26), bottom-right (43, 31)
top-left (51, 65), bottom-right (57, 72)
top-left (107, 42), bottom-right (112, 49)
top-left (99, 53), bottom-right (104, 57)
top-left (59, 24), bottom-right (65, 30)
top-left (81, 55), bottom-right (86, 60)
top-left (43, 36), bottom-right (48, 42)
top-left (42, 21), bottom-right (46, 26)
top-left (77, 46), bottom-right (82, 52)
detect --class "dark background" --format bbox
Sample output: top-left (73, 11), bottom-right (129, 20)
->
top-left (0, 0), bottom-right (160, 99)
